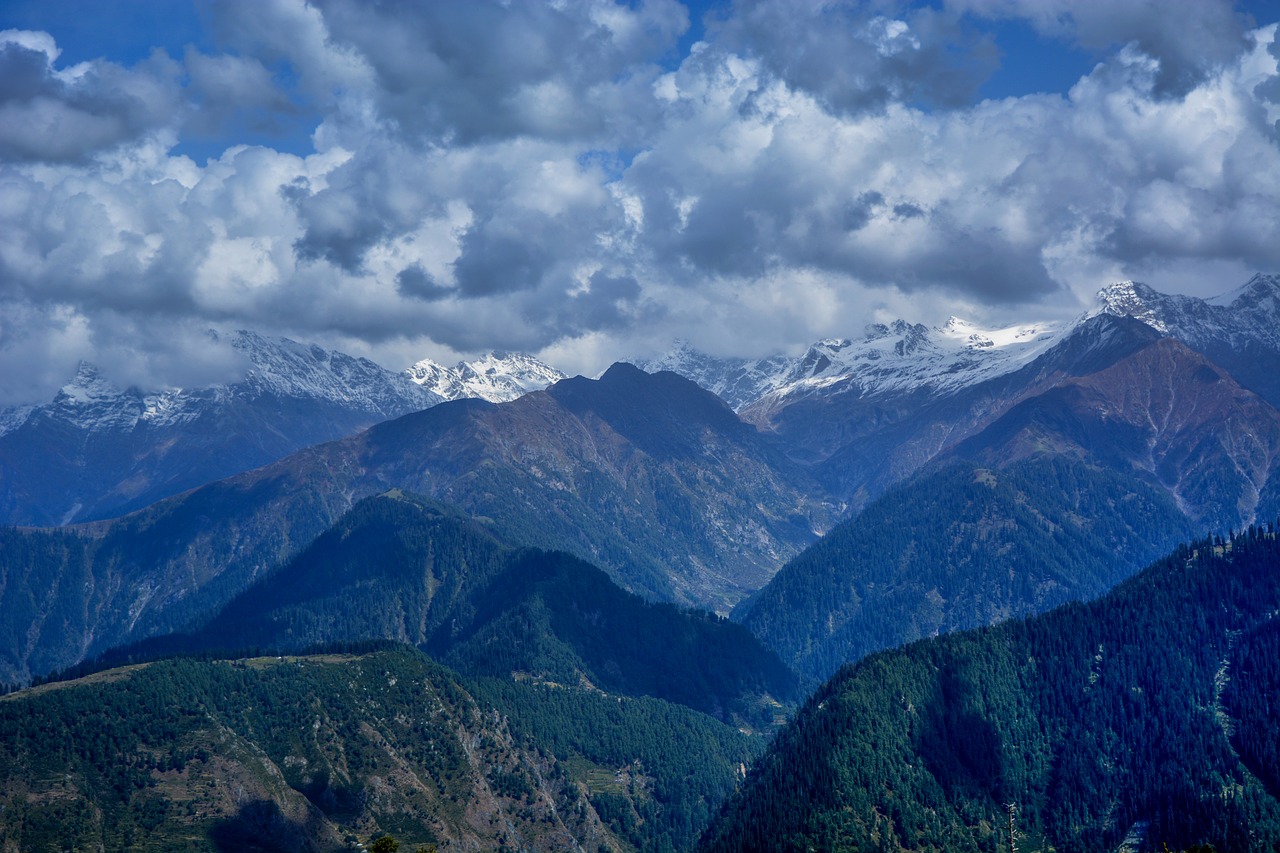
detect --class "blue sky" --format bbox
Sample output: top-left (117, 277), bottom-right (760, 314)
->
top-left (1, 0), bottom-right (1278, 401)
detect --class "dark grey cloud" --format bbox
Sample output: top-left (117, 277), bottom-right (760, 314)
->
top-left (209, 0), bottom-right (688, 146)
top-left (396, 264), bottom-right (452, 302)
top-left (1061, 1), bottom-right (1250, 97)
top-left (629, 95), bottom-right (1062, 303)
top-left (291, 141), bottom-right (442, 272)
top-left (509, 268), bottom-right (659, 346)
top-left (1257, 36), bottom-right (1280, 109)
top-left (1103, 182), bottom-right (1280, 271)
top-left (885, 212), bottom-right (1060, 300)
top-left (843, 191), bottom-right (886, 231)
top-left (574, 270), bottom-right (644, 329)
top-left (328, 0), bottom-right (685, 143)
top-left (181, 47), bottom-right (307, 142)
top-left (453, 226), bottom-right (554, 298)
top-left (0, 36), bottom-right (180, 163)
top-left (711, 0), bottom-right (998, 114)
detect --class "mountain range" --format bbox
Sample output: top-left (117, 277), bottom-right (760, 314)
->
top-left (0, 364), bottom-right (831, 684)
top-left (4, 276), bottom-right (1279, 688)
top-left (0, 338), bottom-right (562, 527)
top-left (2, 273), bottom-right (1279, 851)
top-left (648, 276), bottom-right (1280, 532)
top-left (644, 273), bottom-right (1280, 415)
top-left (103, 491), bottom-right (800, 728)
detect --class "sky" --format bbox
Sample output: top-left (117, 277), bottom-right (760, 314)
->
top-left (1, 0), bottom-right (1279, 403)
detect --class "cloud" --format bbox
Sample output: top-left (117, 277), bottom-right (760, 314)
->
top-left (207, 0), bottom-right (688, 147)
top-left (710, 0), bottom-right (999, 114)
top-left (0, 30), bottom-right (181, 163)
top-left (625, 55), bottom-right (1065, 300)
top-left (395, 264), bottom-right (452, 302)
top-left (0, 302), bottom-right (251, 403)
top-left (181, 48), bottom-right (308, 146)
top-left (950, 0), bottom-right (1253, 97)
top-left (0, 7), bottom-right (1278, 404)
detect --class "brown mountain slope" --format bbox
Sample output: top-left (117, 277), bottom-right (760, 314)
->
top-left (0, 365), bottom-right (832, 682)
top-left (941, 337), bottom-right (1280, 532)
top-left (742, 314), bottom-right (1166, 508)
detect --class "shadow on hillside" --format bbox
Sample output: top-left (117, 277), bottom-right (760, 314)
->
top-left (298, 772), bottom-right (368, 822)
top-left (210, 799), bottom-right (321, 853)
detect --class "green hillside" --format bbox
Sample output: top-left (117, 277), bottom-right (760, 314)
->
top-left (739, 457), bottom-right (1194, 681)
top-left (102, 492), bottom-right (799, 728)
top-left (0, 645), bottom-right (761, 853)
top-left (703, 525), bottom-right (1280, 852)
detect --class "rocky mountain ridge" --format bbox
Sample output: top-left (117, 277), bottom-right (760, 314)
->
top-left (645, 273), bottom-right (1280, 413)
top-left (0, 365), bottom-right (832, 683)
top-left (1, 335), bottom-right (569, 441)
top-left (0, 334), bottom-right (564, 526)
top-left (642, 275), bottom-right (1280, 527)
top-left (406, 351), bottom-right (567, 404)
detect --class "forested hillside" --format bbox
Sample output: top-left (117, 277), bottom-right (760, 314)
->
top-left (703, 525), bottom-right (1280, 853)
top-left (98, 492), bottom-right (799, 728)
top-left (0, 646), bottom-right (762, 853)
top-left (738, 457), bottom-right (1194, 681)
top-left (0, 364), bottom-right (832, 684)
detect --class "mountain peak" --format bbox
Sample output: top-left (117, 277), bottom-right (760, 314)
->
top-left (59, 360), bottom-right (114, 396)
top-left (406, 352), bottom-right (565, 403)
top-left (44, 360), bottom-right (145, 434)
top-left (1220, 272), bottom-right (1280, 311)
top-left (1094, 280), bottom-right (1169, 331)
top-left (633, 343), bottom-right (795, 411)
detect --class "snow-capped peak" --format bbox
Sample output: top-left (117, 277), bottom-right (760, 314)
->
top-left (226, 331), bottom-right (440, 414)
top-left (643, 315), bottom-right (1069, 412)
top-left (56, 361), bottom-right (130, 406)
top-left (1093, 281), bottom-right (1172, 333)
top-left (406, 352), bottom-right (566, 403)
top-left (45, 361), bottom-right (145, 432)
top-left (633, 341), bottom-right (793, 411)
top-left (1209, 272), bottom-right (1280, 311)
top-left (1093, 274), bottom-right (1280, 352)
top-left (766, 316), bottom-right (1066, 400)
top-left (1, 332), bottom-right (444, 437)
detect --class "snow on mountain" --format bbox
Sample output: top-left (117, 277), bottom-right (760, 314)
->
top-left (0, 332), bottom-right (443, 438)
top-left (634, 341), bottom-right (793, 411)
top-left (0, 338), bottom-right (568, 526)
top-left (768, 317), bottom-right (1067, 401)
top-left (1095, 274), bottom-right (1280, 350)
top-left (642, 318), bottom-right (1068, 412)
top-left (1092, 273), bottom-right (1280, 407)
top-left (0, 405), bottom-right (33, 435)
top-left (0, 338), bottom-right (568, 442)
top-left (46, 362), bottom-right (149, 431)
top-left (645, 273), bottom-right (1280, 413)
top-left (227, 330), bottom-right (441, 415)
top-left (406, 352), bottom-right (566, 403)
